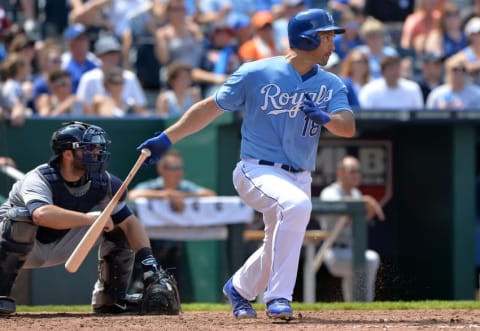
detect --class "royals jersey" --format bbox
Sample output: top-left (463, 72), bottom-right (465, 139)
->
top-left (214, 56), bottom-right (352, 171)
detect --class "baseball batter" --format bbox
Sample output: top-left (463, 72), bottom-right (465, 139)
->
top-left (0, 121), bottom-right (179, 315)
top-left (137, 8), bottom-right (355, 320)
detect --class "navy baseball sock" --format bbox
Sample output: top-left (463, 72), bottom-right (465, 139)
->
top-left (135, 247), bottom-right (160, 279)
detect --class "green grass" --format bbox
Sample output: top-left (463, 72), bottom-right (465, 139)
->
top-left (16, 301), bottom-right (480, 313)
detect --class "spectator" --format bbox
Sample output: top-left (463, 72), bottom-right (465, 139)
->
top-left (199, 22), bottom-right (242, 97)
top-left (461, 0), bottom-right (480, 28)
top-left (455, 16), bottom-right (480, 85)
top-left (424, 1), bottom-right (468, 59)
top-left (426, 54), bottom-right (480, 110)
top-left (92, 66), bottom-right (148, 117)
top-left (400, 0), bottom-right (446, 55)
top-left (318, 155), bottom-right (385, 302)
top-left (0, 54), bottom-right (32, 126)
top-left (76, 34), bottom-right (147, 113)
top-left (238, 10), bottom-right (286, 62)
top-left (61, 23), bottom-right (100, 93)
top-left (128, 149), bottom-right (216, 216)
top-left (40, 0), bottom-right (69, 39)
top-left (272, 0), bottom-right (308, 54)
top-left (355, 16), bottom-right (398, 79)
top-left (31, 40), bottom-right (63, 112)
top-left (154, 0), bottom-right (203, 69)
top-left (35, 69), bottom-right (89, 117)
top-left (228, 13), bottom-right (253, 46)
top-left (154, 0), bottom-right (208, 88)
top-left (194, 0), bottom-right (232, 26)
top-left (415, 52), bottom-right (445, 102)
top-left (358, 55), bottom-right (424, 110)
top-left (0, 5), bottom-right (11, 63)
top-left (339, 49), bottom-right (371, 108)
top-left (121, 0), bottom-right (167, 88)
top-left (156, 62), bottom-right (202, 117)
top-left (127, 150), bottom-right (216, 295)
top-left (69, 0), bottom-right (113, 34)
top-left (333, 6), bottom-right (365, 60)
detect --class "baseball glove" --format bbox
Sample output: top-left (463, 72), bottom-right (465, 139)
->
top-left (140, 270), bottom-right (181, 315)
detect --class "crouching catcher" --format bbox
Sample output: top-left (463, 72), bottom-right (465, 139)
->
top-left (0, 121), bottom-right (180, 315)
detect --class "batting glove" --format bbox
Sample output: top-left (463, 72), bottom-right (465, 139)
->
top-left (301, 94), bottom-right (331, 125)
top-left (137, 132), bottom-right (172, 166)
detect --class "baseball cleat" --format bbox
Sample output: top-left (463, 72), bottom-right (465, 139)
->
top-left (266, 298), bottom-right (293, 320)
top-left (0, 296), bottom-right (16, 315)
top-left (222, 277), bottom-right (257, 319)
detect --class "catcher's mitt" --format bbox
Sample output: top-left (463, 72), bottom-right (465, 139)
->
top-left (140, 270), bottom-right (181, 315)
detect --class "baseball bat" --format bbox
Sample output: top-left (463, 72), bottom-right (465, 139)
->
top-left (0, 165), bottom-right (25, 181)
top-left (311, 217), bottom-right (348, 271)
top-left (65, 148), bottom-right (151, 273)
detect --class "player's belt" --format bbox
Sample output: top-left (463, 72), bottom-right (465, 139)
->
top-left (257, 160), bottom-right (303, 173)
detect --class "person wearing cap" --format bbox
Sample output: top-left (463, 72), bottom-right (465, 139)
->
top-left (136, 8), bottom-right (354, 320)
top-left (61, 23), bottom-right (101, 92)
top-left (454, 16), bottom-right (480, 85)
top-left (238, 10), bottom-right (286, 62)
top-left (426, 53), bottom-right (480, 110)
top-left (415, 52), bottom-right (445, 102)
top-left (76, 34), bottom-right (148, 115)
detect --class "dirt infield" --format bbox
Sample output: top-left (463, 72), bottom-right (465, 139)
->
top-left (1, 309), bottom-right (480, 330)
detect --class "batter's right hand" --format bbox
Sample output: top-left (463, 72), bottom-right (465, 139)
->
top-left (137, 132), bottom-right (172, 166)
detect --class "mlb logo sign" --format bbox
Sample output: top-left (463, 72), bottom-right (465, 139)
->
top-left (312, 140), bottom-right (393, 205)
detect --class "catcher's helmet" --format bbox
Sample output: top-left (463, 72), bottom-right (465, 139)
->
top-left (50, 121), bottom-right (111, 173)
top-left (288, 8), bottom-right (345, 51)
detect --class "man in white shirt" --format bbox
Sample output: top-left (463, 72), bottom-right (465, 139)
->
top-left (358, 55), bottom-right (424, 110)
top-left (76, 34), bottom-right (147, 110)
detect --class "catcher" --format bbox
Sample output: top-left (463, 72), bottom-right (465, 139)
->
top-left (0, 121), bottom-right (180, 315)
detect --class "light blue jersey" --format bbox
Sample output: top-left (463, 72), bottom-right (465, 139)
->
top-left (214, 56), bottom-right (352, 171)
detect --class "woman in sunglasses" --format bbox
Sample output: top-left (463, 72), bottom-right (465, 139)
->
top-left (426, 54), bottom-right (480, 110)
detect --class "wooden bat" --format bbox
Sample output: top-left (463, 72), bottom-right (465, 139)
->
top-left (65, 148), bottom-right (151, 273)
top-left (0, 165), bottom-right (25, 181)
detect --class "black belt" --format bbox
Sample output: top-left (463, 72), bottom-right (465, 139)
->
top-left (332, 243), bottom-right (350, 249)
top-left (258, 160), bottom-right (303, 173)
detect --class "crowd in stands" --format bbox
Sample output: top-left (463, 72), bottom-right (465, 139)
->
top-left (2, 0), bottom-right (480, 125)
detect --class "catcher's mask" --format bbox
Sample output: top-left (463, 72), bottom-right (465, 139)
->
top-left (50, 121), bottom-right (111, 174)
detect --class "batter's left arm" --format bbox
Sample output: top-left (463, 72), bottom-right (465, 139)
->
top-left (323, 110), bottom-right (355, 138)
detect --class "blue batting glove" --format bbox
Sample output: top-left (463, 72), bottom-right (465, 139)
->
top-left (301, 94), bottom-right (331, 125)
top-left (137, 132), bottom-right (172, 166)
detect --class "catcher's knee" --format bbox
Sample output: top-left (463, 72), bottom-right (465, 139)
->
top-left (1, 207), bottom-right (37, 253)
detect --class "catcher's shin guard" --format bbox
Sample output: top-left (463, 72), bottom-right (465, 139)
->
top-left (140, 269), bottom-right (181, 315)
top-left (92, 229), bottom-right (135, 313)
top-left (0, 210), bottom-right (36, 298)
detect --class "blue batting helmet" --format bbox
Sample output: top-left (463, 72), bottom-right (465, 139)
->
top-left (288, 9), bottom-right (345, 51)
